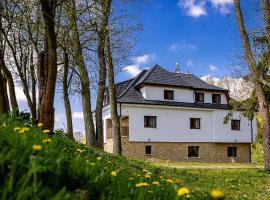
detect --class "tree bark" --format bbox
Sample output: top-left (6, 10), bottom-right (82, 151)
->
top-left (0, 68), bottom-right (8, 114)
top-left (263, 0), bottom-right (270, 45)
top-left (63, 50), bottom-right (74, 139)
top-left (67, 0), bottom-right (96, 146)
top-left (103, 0), bottom-right (122, 155)
top-left (39, 0), bottom-right (58, 130)
top-left (234, 0), bottom-right (270, 170)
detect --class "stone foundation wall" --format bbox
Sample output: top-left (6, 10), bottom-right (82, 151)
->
top-left (104, 138), bottom-right (114, 153)
top-left (120, 138), bottom-right (251, 163)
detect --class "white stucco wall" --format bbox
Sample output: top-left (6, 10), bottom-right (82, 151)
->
top-left (140, 86), bottom-right (227, 104)
top-left (116, 104), bottom-right (256, 143)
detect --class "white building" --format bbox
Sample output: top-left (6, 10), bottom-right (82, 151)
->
top-left (102, 65), bottom-right (256, 162)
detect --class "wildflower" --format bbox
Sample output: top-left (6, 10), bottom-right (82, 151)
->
top-left (43, 139), bottom-right (51, 144)
top-left (14, 127), bottom-right (21, 132)
top-left (43, 130), bottom-right (50, 134)
top-left (76, 148), bottom-right (85, 153)
top-left (166, 179), bottom-right (174, 184)
top-left (152, 181), bottom-right (159, 186)
top-left (135, 182), bottom-right (149, 187)
top-left (211, 189), bottom-right (224, 200)
top-left (159, 176), bottom-right (163, 179)
top-left (177, 187), bottom-right (190, 197)
top-left (19, 127), bottom-right (29, 133)
top-left (32, 144), bottom-right (42, 152)
top-left (97, 157), bottom-right (102, 160)
top-left (111, 171), bottom-right (117, 177)
top-left (145, 174), bottom-right (151, 179)
top-left (38, 123), bottom-right (43, 128)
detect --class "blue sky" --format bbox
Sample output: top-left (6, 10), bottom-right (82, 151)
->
top-left (18, 0), bottom-right (245, 134)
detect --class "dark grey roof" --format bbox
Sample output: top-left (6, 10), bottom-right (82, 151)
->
top-left (113, 65), bottom-right (231, 110)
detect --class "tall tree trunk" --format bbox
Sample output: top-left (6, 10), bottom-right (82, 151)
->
top-left (263, 0), bottom-right (270, 45)
top-left (67, 0), bottom-right (96, 146)
top-left (234, 0), bottom-right (270, 169)
top-left (63, 50), bottom-right (74, 139)
top-left (0, 68), bottom-right (8, 114)
top-left (103, 0), bottom-right (122, 155)
top-left (39, 0), bottom-right (57, 130)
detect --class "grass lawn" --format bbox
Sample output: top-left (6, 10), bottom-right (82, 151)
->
top-left (1, 116), bottom-right (270, 200)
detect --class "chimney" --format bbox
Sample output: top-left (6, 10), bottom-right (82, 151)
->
top-left (175, 62), bottom-right (180, 73)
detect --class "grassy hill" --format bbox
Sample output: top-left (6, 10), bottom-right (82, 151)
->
top-left (0, 116), bottom-right (270, 200)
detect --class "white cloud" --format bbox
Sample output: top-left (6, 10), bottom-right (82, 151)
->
top-left (178, 0), bottom-right (207, 18)
top-left (72, 112), bottom-right (84, 119)
top-left (169, 41), bottom-right (198, 52)
top-left (209, 0), bottom-right (233, 14)
top-left (209, 64), bottom-right (218, 71)
top-left (123, 65), bottom-right (142, 77)
top-left (131, 54), bottom-right (150, 65)
top-left (186, 60), bottom-right (194, 67)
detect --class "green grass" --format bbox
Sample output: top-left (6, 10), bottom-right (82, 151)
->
top-left (0, 116), bottom-right (270, 200)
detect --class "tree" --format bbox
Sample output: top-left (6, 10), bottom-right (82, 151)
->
top-left (234, 0), bottom-right (270, 169)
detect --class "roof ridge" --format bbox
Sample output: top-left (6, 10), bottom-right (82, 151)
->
top-left (134, 65), bottom-right (162, 87)
top-left (118, 70), bottom-right (147, 98)
top-left (189, 74), bottom-right (228, 91)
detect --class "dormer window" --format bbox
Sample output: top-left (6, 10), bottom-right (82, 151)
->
top-left (195, 92), bottom-right (204, 102)
top-left (164, 90), bottom-right (174, 100)
top-left (212, 94), bottom-right (221, 104)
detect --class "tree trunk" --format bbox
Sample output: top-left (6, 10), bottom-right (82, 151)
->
top-left (103, 0), bottom-right (122, 155)
top-left (0, 68), bottom-right (8, 114)
top-left (67, 0), bottom-right (96, 146)
top-left (39, 0), bottom-right (57, 130)
top-left (63, 50), bottom-right (74, 139)
top-left (234, 0), bottom-right (270, 169)
top-left (263, 0), bottom-right (270, 45)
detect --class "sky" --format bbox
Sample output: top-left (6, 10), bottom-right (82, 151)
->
top-left (16, 0), bottom-right (247, 134)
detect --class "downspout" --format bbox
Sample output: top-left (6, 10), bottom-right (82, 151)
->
top-left (249, 115), bottom-right (254, 163)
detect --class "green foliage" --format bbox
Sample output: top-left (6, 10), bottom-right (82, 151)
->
top-left (0, 116), bottom-right (270, 200)
top-left (251, 142), bottom-right (264, 164)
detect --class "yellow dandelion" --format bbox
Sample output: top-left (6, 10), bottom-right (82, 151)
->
top-left (43, 130), bottom-right (50, 134)
top-left (97, 156), bottom-right (102, 160)
top-left (211, 189), bottom-right (224, 200)
top-left (135, 182), bottom-right (149, 187)
top-left (177, 187), bottom-right (190, 197)
top-left (152, 181), bottom-right (159, 186)
top-left (42, 139), bottom-right (52, 144)
top-left (19, 127), bottom-right (30, 133)
top-left (13, 127), bottom-right (21, 132)
top-left (159, 176), bottom-right (163, 179)
top-left (166, 179), bottom-right (174, 184)
top-left (32, 144), bottom-right (42, 152)
top-left (111, 171), bottom-right (117, 177)
top-left (76, 148), bottom-right (85, 153)
top-left (145, 174), bottom-right (151, 179)
top-left (37, 123), bottom-right (43, 128)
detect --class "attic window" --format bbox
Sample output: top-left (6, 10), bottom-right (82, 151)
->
top-left (212, 94), bottom-right (221, 104)
top-left (164, 90), bottom-right (174, 100)
top-left (231, 120), bottom-right (240, 131)
top-left (195, 92), bottom-right (204, 102)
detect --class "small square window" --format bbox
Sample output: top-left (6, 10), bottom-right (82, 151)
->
top-left (144, 116), bottom-right (157, 128)
top-left (190, 118), bottom-right (200, 129)
top-left (195, 92), bottom-right (204, 102)
top-left (227, 147), bottom-right (237, 157)
top-left (164, 90), bottom-right (174, 100)
top-left (188, 146), bottom-right (199, 157)
top-left (212, 94), bottom-right (221, 104)
top-left (231, 120), bottom-right (240, 131)
top-left (145, 146), bottom-right (152, 155)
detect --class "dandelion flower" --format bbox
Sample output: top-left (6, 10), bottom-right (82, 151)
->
top-left (166, 179), bottom-right (174, 184)
top-left (135, 182), bottom-right (149, 187)
top-left (43, 139), bottom-right (51, 144)
top-left (19, 127), bottom-right (29, 133)
top-left (76, 148), bottom-right (85, 153)
top-left (145, 174), bottom-right (151, 179)
top-left (111, 171), bottom-right (117, 177)
top-left (32, 144), bottom-right (42, 152)
top-left (14, 127), bottom-right (21, 132)
top-left (43, 130), bottom-right (50, 134)
top-left (96, 156), bottom-right (102, 160)
top-left (177, 187), bottom-right (190, 197)
top-left (38, 123), bottom-right (43, 128)
top-left (211, 189), bottom-right (224, 200)
top-left (152, 181), bottom-right (159, 186)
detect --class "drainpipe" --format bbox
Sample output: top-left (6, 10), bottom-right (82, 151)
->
top-left (249, 115), bottom-right (254, 163)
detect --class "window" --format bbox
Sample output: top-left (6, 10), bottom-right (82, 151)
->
top-left (164, 90), bottom-right (174, 100)
top-left (188, 146), bottom-right (199, 157)
top-left (145, 146), bottom-right (152, 155)
top-left (227, 147), bottom-right (237, 157)
top-left (212, 94), bottom-right (221, 104)
top-left (144, 116), bottom-right (157, 128)
top-left (231, 120), bottom-right (240, 131)
top-left (190, 118), bottom-right (200, 129)
top-left (195, 92), bottom-right (204, 102)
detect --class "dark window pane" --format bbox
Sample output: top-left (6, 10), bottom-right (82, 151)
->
top-left (164, 90), bottom-right (174, 100)
top-left (188, 146), bottom-right (199, 157)
top-left (144, 116), bottom-right (157, 128)
top-left (231, 120), bottom-right (240, 130)
top-left (227, 147), bottom-right (237, 157)
top-left (195, 92), bottom-right (204, 102)
top-left (190, 118), bottom-right (200, 129)
top-left (212, 94), bottom-right (221, 104)
top-left (145, 146), bottom-right (152, 155)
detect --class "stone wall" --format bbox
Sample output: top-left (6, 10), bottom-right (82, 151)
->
top-left (120, 138), bottom-right (251, 163)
